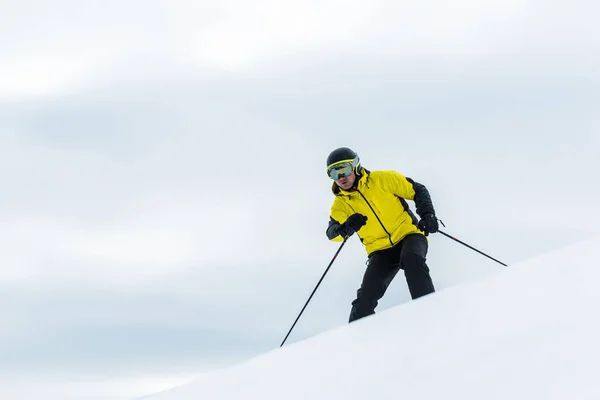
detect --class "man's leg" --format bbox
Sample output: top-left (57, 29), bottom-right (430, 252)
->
top-left (349, 249), bottom-right (400, 322)
top-left (400, 234), bottom-right (435, 299)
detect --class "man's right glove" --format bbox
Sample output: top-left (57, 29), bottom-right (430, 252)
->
top-left (338, 213), bottom-right (368, 238)
top-left (418, 213), bottom-right (439, 235)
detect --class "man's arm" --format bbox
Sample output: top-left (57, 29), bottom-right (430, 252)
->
top-left (326, 217), bottom-right (344, 241)
top-left (406, 177), bottom-right (436, 218)
top-left (326, 199), bottom-right (351, 241)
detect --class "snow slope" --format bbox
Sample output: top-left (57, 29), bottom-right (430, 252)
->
top-left (140, 236), bottom-right (600, 400)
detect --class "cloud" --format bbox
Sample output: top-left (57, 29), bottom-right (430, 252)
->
top-left (0, 90), bottom-right (333, 286)
top-left (1, 39), bottom-right (597, 287)
top-left (2, 0), bottom-right (598, 99)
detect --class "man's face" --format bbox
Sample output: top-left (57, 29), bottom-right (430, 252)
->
top-left (335, 171), bottom-right (356, 190)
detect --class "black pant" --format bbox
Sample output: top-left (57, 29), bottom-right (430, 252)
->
top-left (349, 233), bottom-right (435, 322)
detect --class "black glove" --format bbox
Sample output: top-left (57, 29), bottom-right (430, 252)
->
top-left (339, 213), bottom-right (368, 238)
top-left (418, 213), bottom-right (439, 235)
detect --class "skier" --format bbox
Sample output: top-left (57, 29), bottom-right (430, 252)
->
top-left (325, 147), bottom-right (439, 322)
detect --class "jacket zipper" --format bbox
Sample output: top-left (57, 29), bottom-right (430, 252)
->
top-left (357, 189), bottom-right (394, 246)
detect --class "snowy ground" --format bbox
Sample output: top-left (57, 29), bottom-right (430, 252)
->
top-left (139, 236), bottom-right (600, 400)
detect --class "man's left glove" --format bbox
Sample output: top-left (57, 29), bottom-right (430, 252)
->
top-left (418, 213), bottom-right (439, 235)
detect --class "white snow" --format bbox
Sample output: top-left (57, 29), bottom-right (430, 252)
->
top-left (139, 236), bottom-right (600, 400)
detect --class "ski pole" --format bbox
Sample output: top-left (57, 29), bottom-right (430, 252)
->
top-left (438, 229), bottom-right (507, 267)
top-left (280, 236), bottom-right (349, 347)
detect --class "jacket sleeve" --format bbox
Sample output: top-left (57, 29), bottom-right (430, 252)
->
top-left (326, 199), bottom-right (351, 241)
top-left (380, 170), bottom-right (436, 218)
top-left (326, 217), bottom-right (343, 241)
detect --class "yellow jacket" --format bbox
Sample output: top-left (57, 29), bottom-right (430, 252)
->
top-left (326, 169), bottom-right (435, 255)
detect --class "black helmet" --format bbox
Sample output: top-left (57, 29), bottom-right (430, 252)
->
top-left (326, 147), bottom-right (362, 180)
top-left (326, 147), bottom-right (359, 168)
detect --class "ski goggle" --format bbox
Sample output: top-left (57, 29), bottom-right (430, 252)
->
top-left (327, 158), bottom-right (359, 180)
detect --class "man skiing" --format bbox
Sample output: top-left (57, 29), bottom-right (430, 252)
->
top-left (325, 147), bottom-right (439, 322)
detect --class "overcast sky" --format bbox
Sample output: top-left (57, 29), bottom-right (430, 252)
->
top-left (1, 0), bottom-right (599, 398)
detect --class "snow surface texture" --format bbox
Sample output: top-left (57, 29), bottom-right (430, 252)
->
top-left (140, 236), bottom-right (600, 400)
